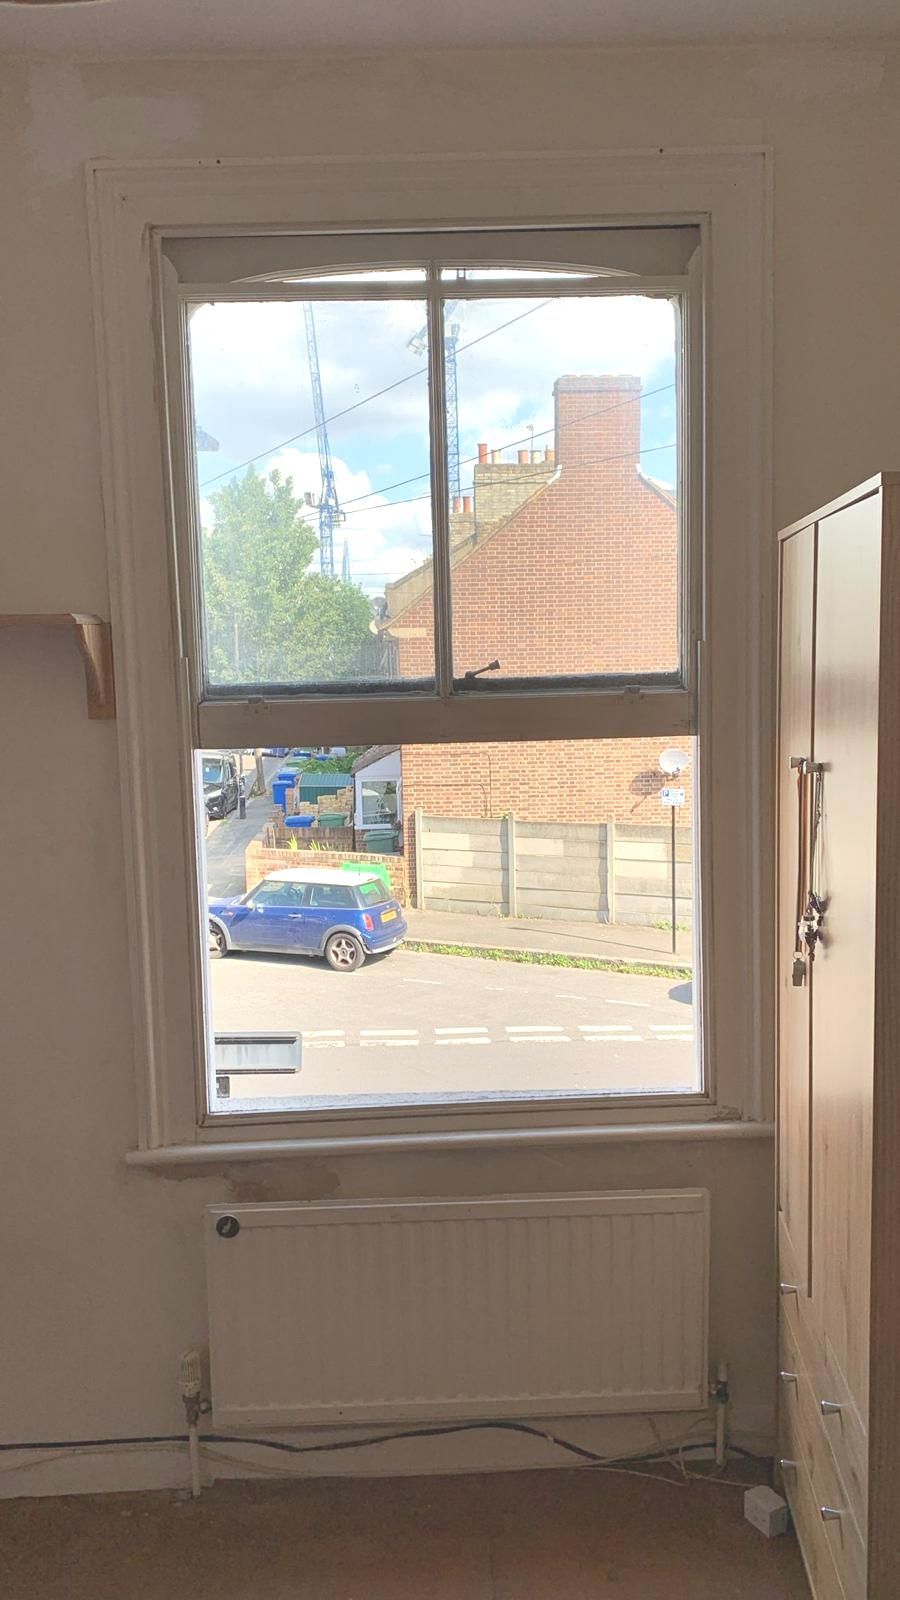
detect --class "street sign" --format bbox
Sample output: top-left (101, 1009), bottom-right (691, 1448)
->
top-left (660, 786), bottom-right (686, 807)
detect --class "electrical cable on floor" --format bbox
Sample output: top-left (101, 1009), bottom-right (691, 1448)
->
top-left (0, 1416), bottom-right (762, 1483)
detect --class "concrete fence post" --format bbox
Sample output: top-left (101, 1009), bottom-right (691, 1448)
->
top-left (505, 812), bottom-right (518, 917)
top-left (414, 809), bottom-right (425, 909)
top-left (605, 820), bottom-right (616, 924)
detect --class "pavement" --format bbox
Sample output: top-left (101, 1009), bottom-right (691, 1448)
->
top-left (403, 907), bottom-right (692, 968)
top-left (204, 757), bottom-right (280, 897)
top-left (208, 945), bottom-right (696, 1110)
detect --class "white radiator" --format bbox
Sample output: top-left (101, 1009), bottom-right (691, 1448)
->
top-left (205, 1191), bottom-right (709, 1428)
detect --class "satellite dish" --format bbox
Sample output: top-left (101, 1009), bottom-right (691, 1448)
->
top-left (659, 747), bottom-right (690, 776)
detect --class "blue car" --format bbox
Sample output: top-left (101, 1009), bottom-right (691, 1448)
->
top-left (208, 866), bottom-right (407, 972)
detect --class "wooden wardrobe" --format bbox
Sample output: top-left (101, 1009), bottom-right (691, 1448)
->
top-left (777, 474), bottom-right (900, 1600)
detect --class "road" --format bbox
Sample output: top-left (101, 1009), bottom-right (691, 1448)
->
top-left (208, 946), bottom-right (696, 1109)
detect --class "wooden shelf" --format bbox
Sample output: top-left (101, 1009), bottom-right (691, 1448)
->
top-left (0, 613), bottom-right (115, 719)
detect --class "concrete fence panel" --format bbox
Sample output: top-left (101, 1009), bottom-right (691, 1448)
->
top-left (416, 814), bottom-right (692, 928)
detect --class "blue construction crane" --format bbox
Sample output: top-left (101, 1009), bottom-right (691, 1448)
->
top-left (407, 303), bottom-right (461, 502)
top-left (302, 302), bottom-right (343, 577)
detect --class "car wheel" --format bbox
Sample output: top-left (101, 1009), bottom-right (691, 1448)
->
top-left (324, 932), bottom-right (365, 972)
top-left (209, 922), bottom-right (230, 957)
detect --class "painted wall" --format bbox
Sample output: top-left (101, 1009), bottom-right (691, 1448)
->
top-left (2, 40), bottom-right (899, 1496)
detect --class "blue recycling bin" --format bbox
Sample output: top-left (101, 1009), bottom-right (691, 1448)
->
top-left (276, 769), bottom-right (298, 785)
top-left (284, 814), bottom-right (314, 829)
top-left (272, 779), bottom-right (291, 810)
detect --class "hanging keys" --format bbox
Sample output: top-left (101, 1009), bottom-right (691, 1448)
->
top-left (798, 890), bottom-right (825, 958)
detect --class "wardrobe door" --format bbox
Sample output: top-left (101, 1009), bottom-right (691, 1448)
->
top-left (810, 500), bottom-right (878, 1433)
top-left (777, 525), bottom-right (816, 1293)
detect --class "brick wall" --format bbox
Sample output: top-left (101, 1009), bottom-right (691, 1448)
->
top-left (379, 372), bottom-right (688, 901)
top-left (404, 739), bottom-right (693, 900)
top-left (386, 375), bottom-right (678, 681)
top-left (245, 840), bottom-right (409, 905)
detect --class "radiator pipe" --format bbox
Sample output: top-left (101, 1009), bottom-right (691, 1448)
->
top-left (188, 1420), bottom-right (202, 1500)
top-left (713, 1360), bottom-right (729, 1468)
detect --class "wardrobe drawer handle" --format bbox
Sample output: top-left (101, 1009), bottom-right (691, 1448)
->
top-left (779, 1370), bottom-right (798, 1384)
top-left (779, 1282), bottom-right (800, 1296)
top-left (820, 1400), bottom-right (843, 1416)
top-left (779, 1458), bottom-right (798, 1475)
top-left (820, 1506), bottom-right (843, 1522)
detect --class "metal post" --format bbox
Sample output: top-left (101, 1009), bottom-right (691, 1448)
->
top-left (671, 805), bottom-right (677, 954)
top-left (505, 812), bottom-right (518, 917)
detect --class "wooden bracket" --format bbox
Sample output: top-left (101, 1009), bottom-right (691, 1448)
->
top-left (0, 613), bottom-right (116, 720)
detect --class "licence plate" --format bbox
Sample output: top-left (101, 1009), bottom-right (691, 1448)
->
top-left (381, 908), bottom-right (397, 922)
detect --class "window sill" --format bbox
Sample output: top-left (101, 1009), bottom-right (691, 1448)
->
top-left (124, 1118), bottom-right (773, 1168)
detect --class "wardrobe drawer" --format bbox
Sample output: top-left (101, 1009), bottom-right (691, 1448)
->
top-left (777, 1277), bottom-right (868, 1530)
top-left (779, 1321), bottom-right (867, 1600)
top-left (779, 1447), bottom-right (846, 1600)
top-left (814, 1340), bottom-right (868, 1536)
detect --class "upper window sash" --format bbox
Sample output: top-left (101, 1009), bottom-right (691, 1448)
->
top-left (161, 230), bottom-right (700, 746)
top-left (163, 224), bottom-right (700, 285)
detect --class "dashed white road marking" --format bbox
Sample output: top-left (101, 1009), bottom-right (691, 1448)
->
top-left (608, 999), bottom-right (651, 1009)
top-left (511, 1034), bottom-right (573, 1044)
top-left (305, 1040), bottom-right (346, 1049)
top-left (436, 1036), bottom-right (493, 1046)
top-left (304, 1029), bottom-right (345, 1037)
top-left (651, 1033), bottom-right (695, 1042)
top-left (435, 1026), bottom-right (490, 1034)
top-left (583, 1034), bottom-right (641, 1044)
top-left (556, 993), bottom-right (591, 1001)
top-left (403, 978), bottom-right (442, 986)
top-left (578, 1024), bottom-right (635, 1034)
top-left (505, 1024), bottom-right (566, 1034)
top-left (360, 1039), bottom-right (420, 1048)
top-left (360, 1028), bottom-right (419, 1036)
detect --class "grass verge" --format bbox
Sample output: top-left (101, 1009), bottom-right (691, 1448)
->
top-left (404, 939), bottom-right (689, 981)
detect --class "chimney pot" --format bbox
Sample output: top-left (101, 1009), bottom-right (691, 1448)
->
top-left (477, 442), bottom-right (488, 464)
top-left (517, 449), bottom-right (529, 464)
top-left (545, 447), bottom-right (555, 464)
top-left (463, 495), bottom-right (473, 513)
top-left (491, 449), bottom-right (500, 464)
top-left (452, 496), bottom-right (461, 513)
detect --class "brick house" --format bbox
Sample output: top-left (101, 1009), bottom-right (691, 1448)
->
top-left (381, 374), bottom-right (692, 893)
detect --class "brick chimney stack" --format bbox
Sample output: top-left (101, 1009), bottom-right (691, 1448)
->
top-left (553, 374), bottom-right (642, 472)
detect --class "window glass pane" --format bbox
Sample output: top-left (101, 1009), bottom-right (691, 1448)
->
top-left (188, 298), bottom-right (436, 690)
top-left (386, 294), bottom-right (678, 686)
top-left (440, 267), bottom-right (604, 281)
top-left (282, 269), bottom-right (427, 284)
top-left (199, 738), bottom-right (697, 1116)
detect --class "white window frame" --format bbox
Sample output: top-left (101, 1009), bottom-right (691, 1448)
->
top-left (87, 150), bottom-right (771, 1156)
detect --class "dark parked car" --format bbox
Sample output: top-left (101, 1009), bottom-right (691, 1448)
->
top-left (203, 752), bottom-right (240, 820)
top-left (208, 867), bottom-right (407, 971)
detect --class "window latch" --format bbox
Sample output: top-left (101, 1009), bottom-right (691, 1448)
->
top-left (463, 659), bottom-right (501, 681)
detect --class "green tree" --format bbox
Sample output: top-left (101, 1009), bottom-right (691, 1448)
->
top-left (202, 467), bottom-right (375, 683)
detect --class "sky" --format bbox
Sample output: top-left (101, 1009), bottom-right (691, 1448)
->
top-left (189, 289), bottom-right (678, 595)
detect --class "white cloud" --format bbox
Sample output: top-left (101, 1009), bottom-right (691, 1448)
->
top-left (193, 289), bottom-right (679, 567)
top-left (265, 446), bottom-right (432, 593)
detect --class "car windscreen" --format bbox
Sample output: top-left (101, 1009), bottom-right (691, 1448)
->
top-left (357, 878), bottom-right (391, 907)
top-left (203, 760), bottom-right (224, 785)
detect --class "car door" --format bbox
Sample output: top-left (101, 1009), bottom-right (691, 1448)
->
top-left (233, 880), bottom-right (304, 951)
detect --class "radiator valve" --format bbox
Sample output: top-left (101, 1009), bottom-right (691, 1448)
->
top-left (179, 1349), bottom-right (204, 1428)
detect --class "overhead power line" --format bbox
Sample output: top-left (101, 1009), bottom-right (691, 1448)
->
top-left (198, 299), bottom-right (553, 489)
top-left (340, 441), bottom-right (677, 521)
top-left (339, 381), bottom-right (676, 513)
